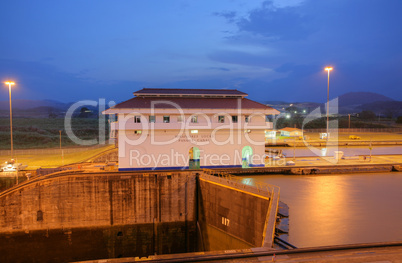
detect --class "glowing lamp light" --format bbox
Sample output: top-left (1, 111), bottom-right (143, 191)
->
top-left (5, 81), bottom-right (15, 86)
top-left (325, 67), bottom-right (333, 71)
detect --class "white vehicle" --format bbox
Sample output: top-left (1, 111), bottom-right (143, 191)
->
top-left (1, 161), bottom-right (28, 172)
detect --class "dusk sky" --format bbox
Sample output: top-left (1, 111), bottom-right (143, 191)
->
top-left (1, 0), bottom-right (402, 104)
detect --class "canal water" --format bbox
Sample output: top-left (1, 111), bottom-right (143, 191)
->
top-left (246, 172), bottom-right (402, 248)
top-left (271, 145), bottom-right (402, 157)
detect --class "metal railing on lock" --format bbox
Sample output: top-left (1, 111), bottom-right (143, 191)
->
top-left (201, 168), bottom-right (279, 200)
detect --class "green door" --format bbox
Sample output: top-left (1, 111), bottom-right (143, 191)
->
top-left (242, 146), bottom-right (253, 168)
top-left (189, 147), bottom-right (200, 169)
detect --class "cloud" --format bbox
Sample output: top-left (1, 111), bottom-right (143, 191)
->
top-left (208, 67), bottom-right (231, 72)
top-left (236, 1), bottom-right (316, 41)
top-left (209, 50), bottom-right (271, 68)
top-left (0, 59), bottom-right (146, 102)
top-left (213, 11), bottom-right (237, 23)
top-left (208, 0), bottom-right (402, 101)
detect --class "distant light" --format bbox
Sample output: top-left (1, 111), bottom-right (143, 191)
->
top-left (290, 104), bottom-right (293, 106)
top-left (294, 111), bottom-right (297, 113)
top-left (325, 67), bottom-right (333, 71)
top-left (303, 110), bottom-right (306, 113)
top-left (286, 115), bottom-right (290, 119)
top-left (5, 81), bottom-right (15, 85)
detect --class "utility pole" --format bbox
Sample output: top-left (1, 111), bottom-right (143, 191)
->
top-left (59, 130), bottom-right (63, 165)
top-left (369, 138), bottom-right (372, 162)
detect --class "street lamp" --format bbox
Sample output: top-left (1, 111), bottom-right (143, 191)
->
top-left (5, 81), bottom-right (15, 159)
top-left (325, 67), bottom-right (333, 141)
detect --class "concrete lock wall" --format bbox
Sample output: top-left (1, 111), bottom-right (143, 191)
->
top-left (197, 173), bottom-right (273, 251)
top-left (0, 170), bottom-right (277, 261)
top-left (0, 171), bottom-right (198, 260)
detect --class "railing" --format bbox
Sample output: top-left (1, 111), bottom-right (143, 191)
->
top-left (201, 168), bottom-right (278, 198)
top-left (0, 144), bottom-right (108, 156)
top-left (303, 128), bottom-right (402, 133)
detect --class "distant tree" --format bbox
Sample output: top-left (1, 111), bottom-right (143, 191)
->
top-left (359, 110), bottom-right (376, 120)
top-left (48, 112), bottom-right (57, 118)
top-left (274, 115), bottom-right (304, 129)
top-left (303, 117), bottom-right (326, 129)
top-left (383, 109), bottom-right (398, 119)
top-left (78, 107), bottom-right (91, 118)
top-left (274, 117), bottom-right (289, 130)
top-left (396, 116), bottom-right (402, 124)
top-left (285, 106), bottom-right (300, 114)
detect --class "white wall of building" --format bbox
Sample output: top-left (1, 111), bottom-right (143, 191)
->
top-left (106, 103), bottom-right (277, 170)
top-left (118, 129), bottom-right (265, 170)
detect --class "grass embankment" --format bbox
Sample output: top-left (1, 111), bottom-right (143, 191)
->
top-left (0, 117), bottom-right (112, 168)
top-left (0, 144), bottom-right (115, 169)
top-left (0, 117), bottom-right (108, 149)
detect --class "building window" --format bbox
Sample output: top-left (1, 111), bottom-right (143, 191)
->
top-left (191, 115), bottom-right (198, 123)
top-left (134, 130), bottom-right (142, 134)
top-left (191, 130), bottom-right (198, 134)
top-left (218, 116), bottom-right (225, 123)
top-left (177, 116), bottom-right (184, 123)
top-left (232, 116), bottom-right (238, 123)
top-left (134, 116), bottom-right (141, 123)
top-left (149, 115), bottom-right (155, 123)
top-left (163, 116), bottom-right (170, 123)
top-left (245, 115), bottom-right (249, 123)
top-left (265, 115), bottom-right (271, 122)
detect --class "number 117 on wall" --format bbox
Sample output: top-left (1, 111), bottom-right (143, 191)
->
top-left (222, 217), bottom-right (230, 226)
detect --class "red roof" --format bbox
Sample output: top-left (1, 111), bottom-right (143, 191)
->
top-left (112, 97), bottom-right (276, 111)
top-left (133, 88), bottom-right (247, 97)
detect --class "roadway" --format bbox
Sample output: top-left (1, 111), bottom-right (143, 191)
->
top-left (76, 242), bottom-right (402, 262)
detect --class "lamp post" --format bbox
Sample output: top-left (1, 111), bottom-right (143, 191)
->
top-left (59, 130), bottom-right (64, 165)
top-left (5, 81), bottom-right (15, 159)
top-left (325, 67), bottom-right (333, 141)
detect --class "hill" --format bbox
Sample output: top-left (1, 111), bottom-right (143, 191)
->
top-left (0, 99), bottom-right (103, 118)
top-left (358, 101), bottom-right (402, 117)
top-left (0, 99), bottom-right (69, 111)
top-left (338, 92), bottom-right (394, 107)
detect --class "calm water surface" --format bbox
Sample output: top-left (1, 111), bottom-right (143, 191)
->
top-left (246, 172), bottom-right (402, 248)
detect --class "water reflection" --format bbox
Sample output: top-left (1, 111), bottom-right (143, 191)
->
top-left (246, 172), bottom-right (402, 248)
top-left (276, 145), bottom-right (402, 157)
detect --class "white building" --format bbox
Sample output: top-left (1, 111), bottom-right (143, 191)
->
top-left (279, 127), bottom-right (303, 137)
top-left (103, 88), bottom-right (279, 171)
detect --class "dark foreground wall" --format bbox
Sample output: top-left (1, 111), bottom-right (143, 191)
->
top-left (1, 223), bottom-right (192, 262)
top-left (0, 171), bottom-right (197, 261)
